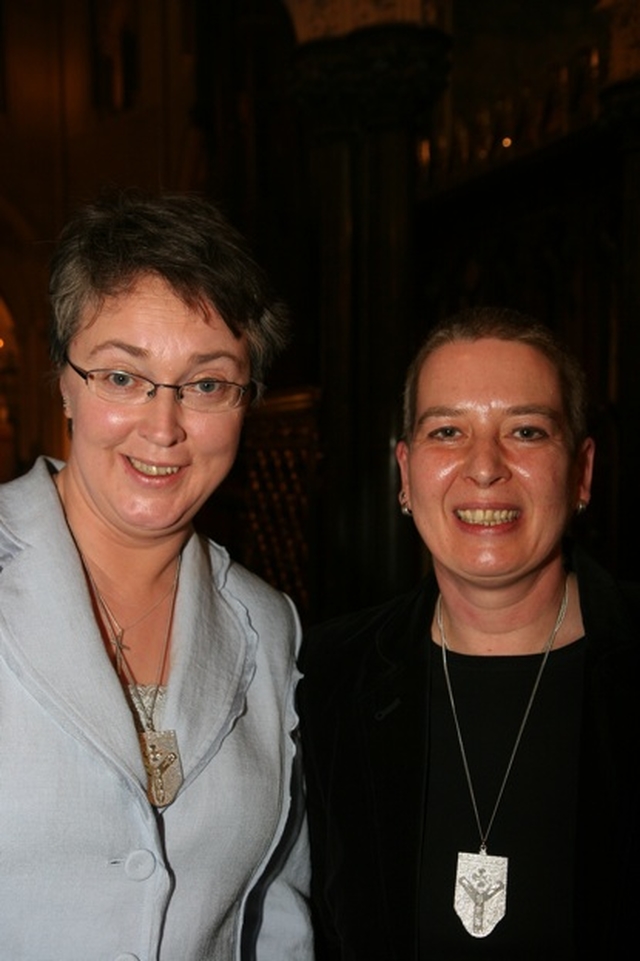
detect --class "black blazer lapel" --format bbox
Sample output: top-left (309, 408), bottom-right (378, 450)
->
top-left (355, 582), bottom-right (436, 960)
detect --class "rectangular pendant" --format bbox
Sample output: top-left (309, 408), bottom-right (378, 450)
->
top-left (454, 850), bottom-right (508, 937)
top-left (140, 729), bottom-right (183, 807)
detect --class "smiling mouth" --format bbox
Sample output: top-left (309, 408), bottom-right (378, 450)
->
top-left (455, 508), bottom-right (520, 526)
top-left (128, 457), bottom-right (180, 477)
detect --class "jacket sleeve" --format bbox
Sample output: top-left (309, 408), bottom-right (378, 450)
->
top-left (296, 633), bottom-right (345, 960)
top-left (245, 739), bottom-right (314, 960)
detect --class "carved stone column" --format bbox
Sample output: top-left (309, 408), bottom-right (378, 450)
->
top-left (292, 23), bottom-right (450, 615)
top-left (598, 0), bottom-right (640, 578)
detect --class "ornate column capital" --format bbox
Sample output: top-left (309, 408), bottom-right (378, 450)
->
top-left (291, 23), bottom-right (450, 137)
top-left (282, 0), bottom-right (449, 44)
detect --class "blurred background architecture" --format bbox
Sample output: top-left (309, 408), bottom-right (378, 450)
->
top-left (0, 0), bottom-right (638, 622)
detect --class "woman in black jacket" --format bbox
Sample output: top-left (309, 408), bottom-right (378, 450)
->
top-left (299, 306), bottom-right (640, 960)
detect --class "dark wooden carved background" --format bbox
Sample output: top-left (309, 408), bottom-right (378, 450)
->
top-left (196, 387), bottom-right (322, 624)
top-left (196, 6), bottom-right (640, 623)
top-left (2, 2), bottom-right (638, 625)
top-left (415, 55), bottom-right (637, 587)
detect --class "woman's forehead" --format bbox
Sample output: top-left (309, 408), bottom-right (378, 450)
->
top-left (418, 338), bottom-right (562, 399)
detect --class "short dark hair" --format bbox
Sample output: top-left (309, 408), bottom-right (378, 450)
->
top-left (402, 306), bottom-right (589, 454)
top-left (48, 186), bottom-right (290, 389)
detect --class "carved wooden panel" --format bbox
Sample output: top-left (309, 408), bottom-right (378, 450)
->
top-left (196, 386), bottom-right (322, 622)
top-left (239, 387), bottom-right (322, 619)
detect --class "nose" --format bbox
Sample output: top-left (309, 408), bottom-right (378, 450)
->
top-left (138, 387), bottom-right (187, 447)
top-left (463, 435), bottom-right (510, 487)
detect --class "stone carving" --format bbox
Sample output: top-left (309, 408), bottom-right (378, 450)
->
top-left (282, 0), bottom-right (446, 44)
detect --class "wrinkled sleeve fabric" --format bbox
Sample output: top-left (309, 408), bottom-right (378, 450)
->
top-left (243, 733), bottom-right (314, 960)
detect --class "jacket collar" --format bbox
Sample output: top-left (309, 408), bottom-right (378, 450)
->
top-left (572, 541), bottom-right (638, 656)
top-left (0, 458), bottom-right (147, 790)
top-left (0, 457), bottom-right (258, 804)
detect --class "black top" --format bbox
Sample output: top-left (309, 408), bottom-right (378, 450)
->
top-left (420, 639), bottom-right (586, 959)
top-left (298, 545), bottom-right (640, 960)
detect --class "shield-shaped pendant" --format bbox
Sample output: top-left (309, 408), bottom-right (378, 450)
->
top-left (454, 850), bottom-right (508, 937)
top-left (140, 729), bottom-right (183, 807)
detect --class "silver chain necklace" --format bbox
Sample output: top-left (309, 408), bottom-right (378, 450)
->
top-left (435, 578), bottom-right (569, 938)
top-left (86, 574), bottom-right (177, 677)
top-left (83, 554), bottom-right (184, 807)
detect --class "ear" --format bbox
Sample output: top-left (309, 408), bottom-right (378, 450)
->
top-left (575, 437), bottom-right (595, 508)
top-left (396, 439), bottom-right (410, 499)
top-left (60, 385), bottom-right (72, 420)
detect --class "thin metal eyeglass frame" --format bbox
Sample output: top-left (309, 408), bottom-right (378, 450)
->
top-left (64, 356), bottom-right (255, 411)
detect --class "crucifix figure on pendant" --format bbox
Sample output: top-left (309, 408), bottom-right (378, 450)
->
top-left (454, 850), bottom-right (508, 937)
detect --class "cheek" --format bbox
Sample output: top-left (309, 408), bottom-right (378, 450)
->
top-left (193, 418), bottom-right (244, 460)
top-left (513, 456), bottom-right (572, 499)
top-left (68, 400), bottom-right (141, 455)
top-left (75, 403), bottom-right (133, 438)
top-left (409, 453), bottom-right (459, 493)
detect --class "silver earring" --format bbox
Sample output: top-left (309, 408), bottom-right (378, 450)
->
top-left (576, 500), bottom-right (587, 515)
top-left (399, 491), bottom-right (412, 517)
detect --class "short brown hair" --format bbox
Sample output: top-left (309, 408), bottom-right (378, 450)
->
top-left (49, 186), bottom-right (290, 390)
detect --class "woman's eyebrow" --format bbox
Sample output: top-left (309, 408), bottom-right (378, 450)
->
top-left (507, 404), bottom-right (564, 424)
top-left (415, 405), bottom-right (464, 428)
top-left (86, 341), bottom-right (244, 367)
top-left (414, 403), bottom-right (565, 432)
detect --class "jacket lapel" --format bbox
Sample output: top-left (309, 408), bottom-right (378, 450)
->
top-left (0, 458), bottom-right (147, 789)
top-left (0, 459), bottom-right (263, 804)
top-left (161, 532), bottom-right (257, 785)
top-left (355, 581), bottom-right (437, 960)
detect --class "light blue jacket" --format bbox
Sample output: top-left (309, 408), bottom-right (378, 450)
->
top-left (0, 457), bottom-right (312, 960)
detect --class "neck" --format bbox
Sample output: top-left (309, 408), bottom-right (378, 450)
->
top-left (79, 539), bottom-right (184, 602)
top-left (54, 464), bottom-right (190, 594)
top-left (54, 467), bottom-right (187, 685)
top-left (433, 566), bottom-right (583, 656)
top-left (80, 543), bottom-right (182, 687)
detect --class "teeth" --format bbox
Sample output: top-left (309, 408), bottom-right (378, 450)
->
top-left (456, 508), bottom-right (519, 526)
top-left (129, 457), bottom-right (179, 477)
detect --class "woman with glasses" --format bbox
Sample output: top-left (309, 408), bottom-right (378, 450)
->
top-left (0, 188), bottom-right (312, 960)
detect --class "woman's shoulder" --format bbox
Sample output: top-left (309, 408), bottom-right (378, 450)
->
top-left (572, 541), bottom-right (640, 650)
top-left (300, 577), bottom-right (434, 671)
top-left (200, 533), bottom-right (299, 624)
top-left (0, 457), bottom-right (68, 561)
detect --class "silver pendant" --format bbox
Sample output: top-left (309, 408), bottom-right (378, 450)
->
top-left (140, 729), bottom-right (183, 806)
top-left (454, 850), bottom-right (508, 937)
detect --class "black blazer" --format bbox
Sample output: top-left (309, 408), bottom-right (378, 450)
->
top-left (298, 547), bottom-right (640, 960)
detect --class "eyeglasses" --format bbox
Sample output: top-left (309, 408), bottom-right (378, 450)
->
top-left (65, 357), bottom-right (256, 413)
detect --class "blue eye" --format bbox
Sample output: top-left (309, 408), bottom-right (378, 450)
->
top-left (191, 379), bottom-right (222, 395)
top-left (107, 371), bottom-right (137, 389)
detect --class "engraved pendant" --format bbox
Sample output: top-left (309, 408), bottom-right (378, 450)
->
top-left (454, 850), bottom-right (508, 937)
top-left (140, 729), bottom-right (183, 807)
